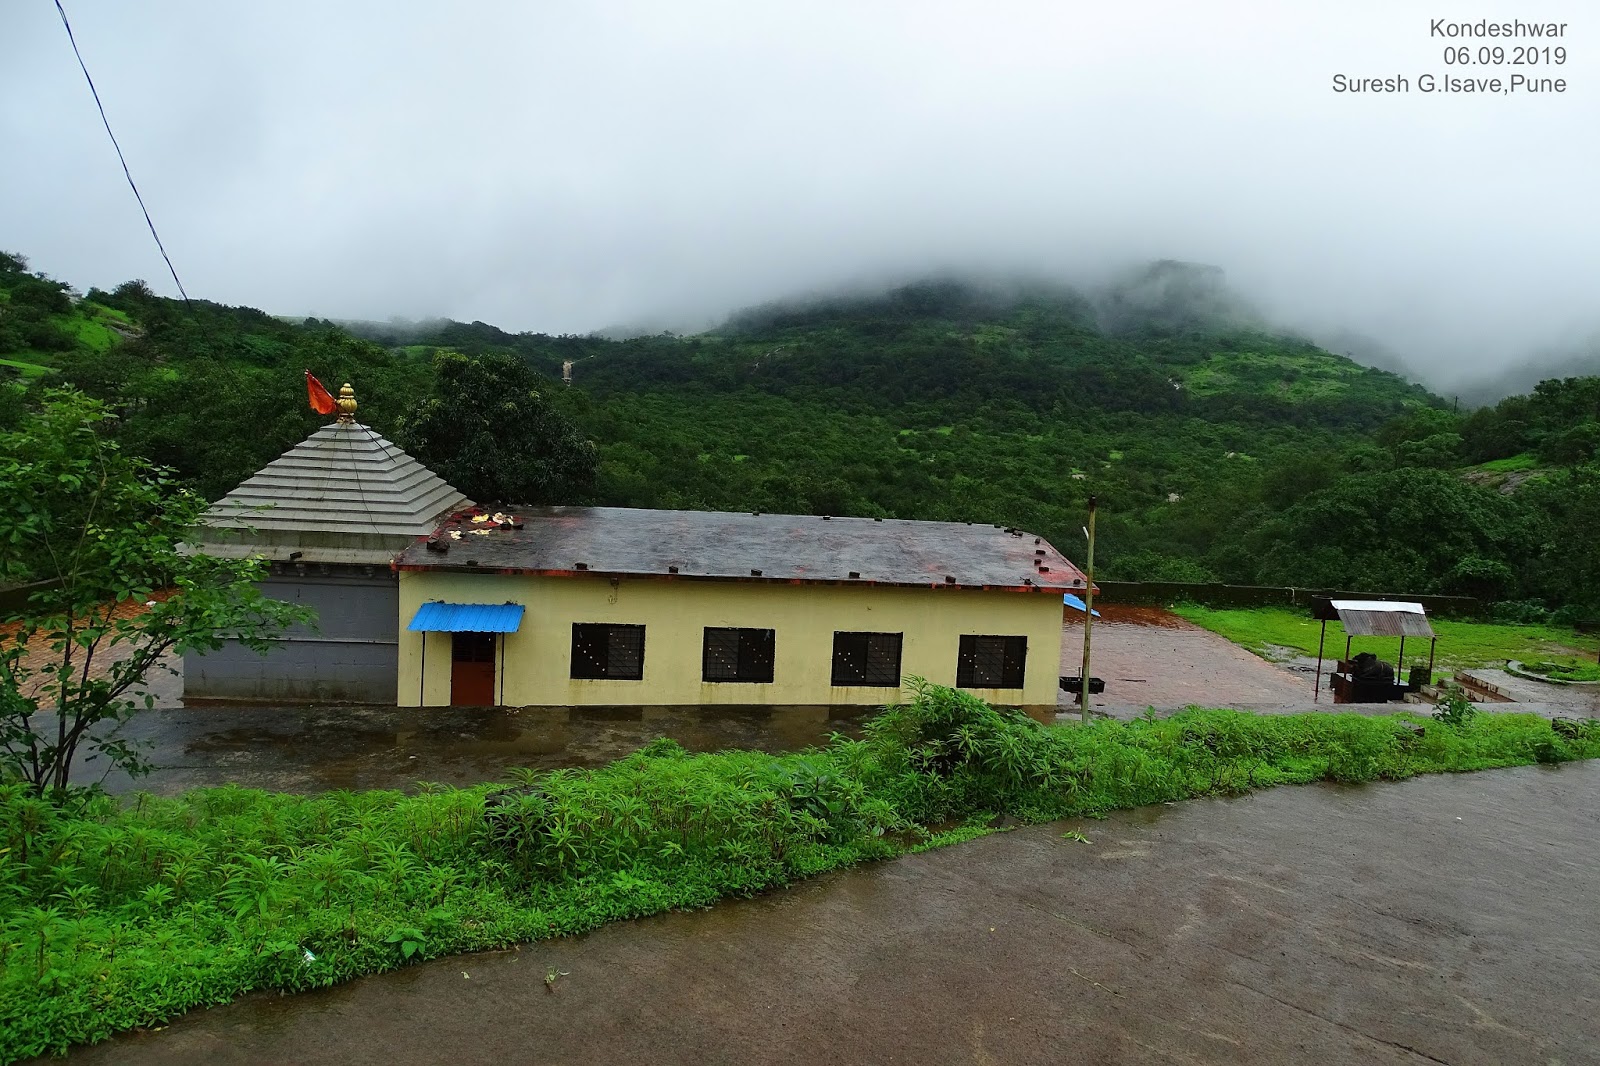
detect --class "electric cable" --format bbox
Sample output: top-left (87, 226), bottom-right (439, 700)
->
top-left (53, 0), bottom-right (191, 305)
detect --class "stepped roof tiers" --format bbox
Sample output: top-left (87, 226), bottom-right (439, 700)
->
top-left (197, 384), bottom-right (471, 567)
top-left (183, 384), bottom-right (471, 703)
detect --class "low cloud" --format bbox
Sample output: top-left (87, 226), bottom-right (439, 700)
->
top-left (3, 0), bottom-right (1594, 396)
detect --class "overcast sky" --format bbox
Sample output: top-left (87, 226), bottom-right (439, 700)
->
top-left (2, 0), bottom-right (1595, 388)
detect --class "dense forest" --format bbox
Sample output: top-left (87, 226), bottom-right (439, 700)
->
top-left (3, 251), bottom-right (1597, 620)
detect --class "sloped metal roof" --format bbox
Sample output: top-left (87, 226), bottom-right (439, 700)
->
top-left (201, 422), bottom-right (473, 538)
top-left (407, 601), bottom-right (526, 632)
top-left (397, 506), bottom-right (1092, 594)
top-left (1313, 598), bottom-right (1435, 638)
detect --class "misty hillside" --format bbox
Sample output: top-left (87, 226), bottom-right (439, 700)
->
top-left (5, 249), bottom-right (1598, 614)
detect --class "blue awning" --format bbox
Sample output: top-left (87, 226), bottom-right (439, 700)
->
top-left (1063, 593), bottom-right (1101, 618)
top-left (408, 601), bottom-right (525, 633)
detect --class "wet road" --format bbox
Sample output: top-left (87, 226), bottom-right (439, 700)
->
top-left (94, 704), bottom-right (878, 795)
top-left (66, 761), bottom-right (1600, 1065)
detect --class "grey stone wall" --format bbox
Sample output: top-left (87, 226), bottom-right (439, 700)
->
top-left (184, 570), bottom-right (399, 703)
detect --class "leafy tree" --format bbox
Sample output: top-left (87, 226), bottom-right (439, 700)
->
top-left (1245, 467), bottom-right (1538, 593)
top-left (396, 351), bottom-right (598, 504)
top-left (1520, 463), bottom-right (1600, 613)
top-left (0, 390), bottom-right (307, 797)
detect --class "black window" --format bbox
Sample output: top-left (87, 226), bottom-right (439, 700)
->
top-left (570, 624), bottom-right (645, 680)
top-left (956, 635), bottom-right (1027, 689)
top-left (452, 632), bottom-right (496, 663)
top-left (702, 627), bottom-right (775, 683)
top-left (831, 631), bottom-right (903, 687)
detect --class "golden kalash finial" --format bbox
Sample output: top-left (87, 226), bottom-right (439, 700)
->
top-left (336, 383), bottom-right (358, 423)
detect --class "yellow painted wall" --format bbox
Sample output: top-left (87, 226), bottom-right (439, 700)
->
top-left (397, 573), bottom-right (1064, 712)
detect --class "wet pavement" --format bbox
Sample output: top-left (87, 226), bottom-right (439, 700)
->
top-left (64, 760), bottom-right (1600, 1065)
top-left (91, 704), bottom-right (878, 795)
top-left (1060, 605), bottom-right (1315, 714)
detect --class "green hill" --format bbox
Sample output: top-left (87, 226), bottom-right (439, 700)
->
top-left (4, 250), bottom-right (1598, 616)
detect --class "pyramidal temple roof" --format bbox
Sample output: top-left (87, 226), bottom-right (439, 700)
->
top-left (197, 421), bottom-right (473, 562)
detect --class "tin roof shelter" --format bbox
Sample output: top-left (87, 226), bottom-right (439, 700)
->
top-left (1310, 598), bottom-right (1438, 703)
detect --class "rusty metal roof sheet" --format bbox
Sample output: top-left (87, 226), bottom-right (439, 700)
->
top-left (1314, 598), bottom-right (1435, 638)
top-left (395, 506), bottom-right (1091, 594)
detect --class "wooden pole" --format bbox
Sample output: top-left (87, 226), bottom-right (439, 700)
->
top-left (1314, 619), bottom-right (1326, 703)
top-left (1080, 496), bottom-right (1097, 723)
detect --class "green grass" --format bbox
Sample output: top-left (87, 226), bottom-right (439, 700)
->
top-left (1472, 453), bottom-right (1540, 473)
top-left (56, 316), bottom-right (119, 354)
top-left (1521, 660), bottom-right (1600, 683)
top-left (0, 358), bottom-right (55, 378)
top-left (82, 302), bottom-right (131, 325)
top-left (2, 683), bottom-right (1596, 1062)
top-left (1181, 350), bottom-right (1363, 401)
top-left (1172, 604), bottom-right (1600, 673)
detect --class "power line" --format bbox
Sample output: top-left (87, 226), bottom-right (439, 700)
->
top-left (52, 0), bottom-right (190, 305)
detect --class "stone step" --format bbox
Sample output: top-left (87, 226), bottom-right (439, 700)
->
top-left (1452, 671), bottom-right (1516, 703)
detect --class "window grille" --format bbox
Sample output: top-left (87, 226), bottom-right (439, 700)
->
top-left (956, 635), bottom-right (1027, 689)
top-left (702, 627), bottom-right (776, 683)
top-left (570, 623), bottom-right (646, 680)
top-left (831, 631), bottom-right (903, 687)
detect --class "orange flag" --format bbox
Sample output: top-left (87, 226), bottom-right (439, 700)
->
top-left (305, 370), bottom-right (337, 415)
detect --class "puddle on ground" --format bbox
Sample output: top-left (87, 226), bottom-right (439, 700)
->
top-left (94, 704), bottom-right (880, 795)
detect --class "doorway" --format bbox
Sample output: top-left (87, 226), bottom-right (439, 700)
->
top-left (450, 631), bottom-right (497, 706)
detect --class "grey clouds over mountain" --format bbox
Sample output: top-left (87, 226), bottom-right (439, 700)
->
top-left (3, 0), bottom-right (1595, 397)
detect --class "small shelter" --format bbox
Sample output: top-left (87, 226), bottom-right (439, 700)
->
top-left (1311, 598), bottom-right (1437, 704)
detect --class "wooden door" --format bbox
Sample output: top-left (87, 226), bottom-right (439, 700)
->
top-left (450, 632), bottom-right (497, 706)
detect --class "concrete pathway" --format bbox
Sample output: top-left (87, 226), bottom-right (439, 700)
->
top-left (63, 761), bottom-right (1600, 1066)
top-left (1059, 604), bottom-right (1314, 714)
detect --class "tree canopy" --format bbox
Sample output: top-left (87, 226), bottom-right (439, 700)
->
top-left (396, 350), bottom-right (598, 505)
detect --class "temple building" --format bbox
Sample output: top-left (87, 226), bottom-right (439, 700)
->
top-left (182, 384), bottom-right (471, 701)
top-left (186, 385), bottom-right (1091, 715)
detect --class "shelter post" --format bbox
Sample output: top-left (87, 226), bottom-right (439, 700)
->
top-left (1079, 496), bottom-right (1097, 723)
top-left (1314, 619), bottom-right (1327, 703)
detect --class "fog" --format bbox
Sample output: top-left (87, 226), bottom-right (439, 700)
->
top-left (3, 0), bottom-right (1595, 395)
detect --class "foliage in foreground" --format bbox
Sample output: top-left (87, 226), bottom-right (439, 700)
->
top-left (0, 390), bottom-right (308, 796)
top-left (3, 686), bottom-right (1597, 1061)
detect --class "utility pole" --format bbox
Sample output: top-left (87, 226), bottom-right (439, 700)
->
top-left (1080, 496), bottom-right (1097, 723)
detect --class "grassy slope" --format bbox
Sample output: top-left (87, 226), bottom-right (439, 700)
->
top-left (2, 690), bottom-right (1597, 1062)
top-left (1172, 604), bottom-right (1600, 672)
